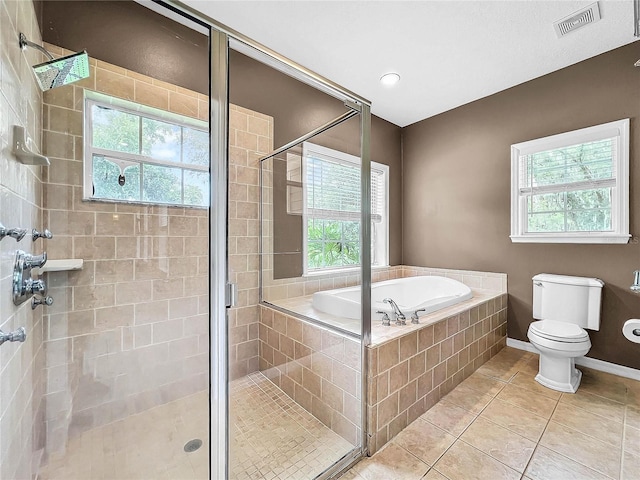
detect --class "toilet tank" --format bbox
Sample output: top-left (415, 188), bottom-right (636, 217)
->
top-left (532, 273), bottom-right (604, 330)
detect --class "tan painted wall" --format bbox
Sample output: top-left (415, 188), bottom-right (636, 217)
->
top-left (402, 42), bottom-right (640, 369)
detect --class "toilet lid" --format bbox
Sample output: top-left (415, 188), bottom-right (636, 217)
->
top-left (529, 320), bottom-right (589, 342)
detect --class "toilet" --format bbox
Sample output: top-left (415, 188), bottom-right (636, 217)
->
top-left (527, 273), bottom-right (604, 393)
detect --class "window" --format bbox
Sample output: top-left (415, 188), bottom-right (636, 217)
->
top-left (302, 142), bottom-right (389, 273)
top-left (510, 119), bottom-right (629, 244)
top-left (83, 92), bottom-right (209, 207)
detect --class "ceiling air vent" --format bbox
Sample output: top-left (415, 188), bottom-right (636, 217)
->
top-left (553, 2), bottom-right (601, 38)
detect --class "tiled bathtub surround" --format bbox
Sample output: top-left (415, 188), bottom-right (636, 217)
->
top-left (259, 267), bottom-right (507, 454)
top-left (259, 305), bottom-right (362, 446)
top-left (367, 291), bottom-right (507, 454)
top-left (0, 1), bottom-right (46, 478)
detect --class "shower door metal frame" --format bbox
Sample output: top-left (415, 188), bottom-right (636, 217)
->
top-left (158, 1), bottom-right (373, 478)
top-left (208, 28), bottom-right (229, 480)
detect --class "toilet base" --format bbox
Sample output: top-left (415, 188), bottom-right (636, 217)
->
top-left (534, 354), bottom-right (583, 393)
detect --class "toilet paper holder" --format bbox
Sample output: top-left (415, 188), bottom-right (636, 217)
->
top-left (623, 319), bottom-right (640, 343)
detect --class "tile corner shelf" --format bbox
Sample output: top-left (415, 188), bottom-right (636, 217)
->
top-left (40, 259), bottom-right (84, 273)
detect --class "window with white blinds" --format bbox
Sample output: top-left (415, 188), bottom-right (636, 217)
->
top-left (302, 142), bottom-right (389, 273)
top-left (510, 119), bottom-right (629, 244)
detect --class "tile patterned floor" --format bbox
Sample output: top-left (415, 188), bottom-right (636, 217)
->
top-left (343, 347), bottom-right (640, 480)
top-left (37, 391), bottom-right (209, 480)
top-left (229, 372), bottom-right (355, 480)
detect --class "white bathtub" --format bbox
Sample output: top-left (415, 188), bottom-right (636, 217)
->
top-left (312, 276), bottom-right (473, 320)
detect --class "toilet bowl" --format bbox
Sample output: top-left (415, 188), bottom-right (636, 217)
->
top-left (527, 319), bottom-right (591, 393)
top-left (528, 273), bottom-right (603, 394)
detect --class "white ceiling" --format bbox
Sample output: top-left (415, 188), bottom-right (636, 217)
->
top-left (183, 1), bottom-right (639, 127)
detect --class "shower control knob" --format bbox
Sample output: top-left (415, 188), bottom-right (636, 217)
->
top-left (32, 228), bottom-right (53, 241)
top-left (0, 222), bottom-right (27, 242)
top-left (24, 279), bottom-right (46, 295)
top-left (32, 296), bottom-right (53, 310)
top-left (0, 327), bottom-right (26, 346)
top-left (24, 252), bottom-right (47, 269)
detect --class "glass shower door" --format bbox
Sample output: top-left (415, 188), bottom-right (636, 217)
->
top-left (34, 3), bottom-right (212, 478)
top-left (226, 40), bottom-right (371, 475)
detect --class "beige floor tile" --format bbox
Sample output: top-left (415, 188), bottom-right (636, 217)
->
top-left (434, 440), bottom-right (520, 480)
top-left (420, 400), bottom-right (477, 437)
top-left (560, 389), bottom-right (626, 423)
top-left (551, 402), bottom-right (623, 447)
top-left (622, 450), bottom-right (640, 480)
top-left (352, 443), bottom-right (430, 480)
top-left (624, 424), bottom-right (640, 454)
top-left (441, 383), bottom-right (494, 414)
top-left (392, 419), bottom-right (456, 465)
top-left (579, 367), bottom-right (629, 404)
top-left (509, 371), bottom-right (562, 400)
top-left (524, 446), bottom-right (611, 480)
top-left (460, 417), bottom-right (536, 472)
top-left (38, 390), bottom-right (209, 480)
top-left (338, 469), bottom-right (365, 479)
top-left (625, 378), bottom-right (640, 406)
top-left (459, 371), bottom-right (507, 397)
top-left (519, 355), bottom-right (542, 376)
top-left (424, 469), bottom-right (449, 479)
top-left (496, 383), bottom-right (558, 418)
top-left (626, 404), bottom-right (640, 430)
top-left (540, 421), bottom-right (622, 478)
top-left (475, 347), bottom-right (535, 382)
top-left (480, 398), bottom-right (549, 442)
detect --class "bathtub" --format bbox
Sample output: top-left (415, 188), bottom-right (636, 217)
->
top-left (312, 276), bottom-right (473, 320)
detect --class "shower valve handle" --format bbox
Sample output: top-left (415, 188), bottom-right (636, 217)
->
top-left (0, 222), bottom-right (27, 242)
top-left (24, 252), bottom-right (47, 269)
top-left (32, 228), bottom-right (53, 241)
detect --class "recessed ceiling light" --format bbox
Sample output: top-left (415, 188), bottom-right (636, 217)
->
top-left (380, 72), bottom-right (400, 86)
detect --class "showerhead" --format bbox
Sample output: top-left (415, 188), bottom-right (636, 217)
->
top-left (32, 51), bottom-right (90, 91)
top-left (19, 32), bottom-right (90, 91)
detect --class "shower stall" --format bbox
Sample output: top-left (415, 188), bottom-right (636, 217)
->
top-left (0, 0), bottom-right (372, 479)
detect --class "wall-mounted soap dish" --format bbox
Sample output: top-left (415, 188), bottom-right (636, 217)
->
top-left (12, 125), bottom-right (49, 166)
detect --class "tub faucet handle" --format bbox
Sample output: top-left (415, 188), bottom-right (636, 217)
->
top-left (383, 298), bottom-right (406, 325)
top-left (376, 311), bottom-right (391, 327)
top-left (411, 309), bottom-right (426, 324)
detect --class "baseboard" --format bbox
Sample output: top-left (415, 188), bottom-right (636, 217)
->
top-left (507, 337), bottom-right (640, 382)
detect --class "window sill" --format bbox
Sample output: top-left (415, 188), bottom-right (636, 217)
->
top-left (303, 264), bottom-right (389, 278)
top-left (510, 234), bottom-right (631, 244)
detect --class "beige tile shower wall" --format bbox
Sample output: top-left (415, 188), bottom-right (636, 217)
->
top-left (259, 305), bottom-right (362, 445)
top-left (40, 45), bottom-right (210, 456)
top-left (0, 1), bottom-right (46, 478)
top-left (228, 105), bottom-right (273, 380)
top-left (366, 293), bottom-right (507, 455)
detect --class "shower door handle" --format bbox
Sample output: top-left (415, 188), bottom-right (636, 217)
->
top-left (225, 283), bottom-right (237, 308)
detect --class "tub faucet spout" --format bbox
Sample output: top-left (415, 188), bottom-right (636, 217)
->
top-left (383, 298), bottom-right (406, 325)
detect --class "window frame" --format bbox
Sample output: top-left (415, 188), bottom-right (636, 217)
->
top-left (510, 118), bottom-right (630, 244)
top-left (83, 91), bottom-right (209, 207)
top-left (301, 142), bottom-right (389, 275)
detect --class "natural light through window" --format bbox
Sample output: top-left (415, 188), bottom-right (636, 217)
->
top-left (302, 142), bottom-right (388, 273)
top-left (510, 119), bottom-right (629, 244)
top-left (83, 92), bottom-right (209, 207)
